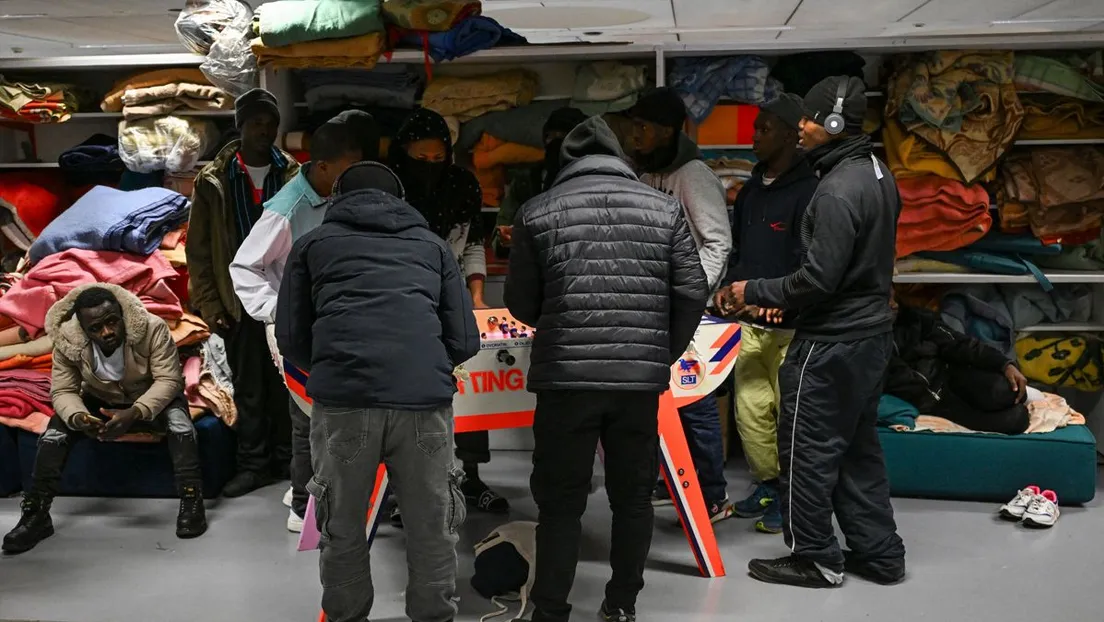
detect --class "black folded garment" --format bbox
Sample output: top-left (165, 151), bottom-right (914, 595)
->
top-left (58, 133), bottom-right (125, 185)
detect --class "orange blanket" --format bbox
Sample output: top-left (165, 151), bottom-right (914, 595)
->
top-left (472, 134), bottom-right (545, 170)
top-left (251, 33), bottom-right (385, 69)
top-left (895, 176), bottom-right (992, 258)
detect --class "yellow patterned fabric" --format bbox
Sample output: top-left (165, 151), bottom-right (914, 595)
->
top-left (1016, 335), bottom-right (1104, 392)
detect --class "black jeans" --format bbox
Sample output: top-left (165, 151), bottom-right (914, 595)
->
top-left (290, 397), bottom-right (313, 517)
top-left (225, 315), bottom-right (291, 475)
top-left (455, 430), bottom-right (489, 465)
top-left (778, 334), bottom-right (905, 578)
top-left (530, 390), bottom-right (659, 622)
top-left (30, 395), bottom-right (201, 497)
top-left (939, 365), bottom-right (1029, 434)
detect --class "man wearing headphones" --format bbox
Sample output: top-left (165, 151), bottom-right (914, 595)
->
top-left (718, 77), bottom-right (906, 588)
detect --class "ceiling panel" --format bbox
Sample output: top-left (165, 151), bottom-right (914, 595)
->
top-left (1018, 0), bottom-right (1104, 20)
top-left (671, 0), bottom-right (799, 27)
top-left (481, 0), bottom-right (673, 30)
top-left (0, 0), bottom-right (181, 18)
top-left (0, 15), bottom-right (176, 46)
top-left (903, 0), bottom-right (1052, 23)
top-left (677, 31), bottom-right (786, 43)
top-left (788, 0), bottom-right (930, 26)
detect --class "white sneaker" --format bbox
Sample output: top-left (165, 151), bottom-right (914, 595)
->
top-left (282, 487), bottom-right (293, 508)
top-left (287, 508), bottom-right (304, 533)
top-left (1022, 490), bottom-right (1060, 529)
top-left (999, 485), bottom-right (1040, 520)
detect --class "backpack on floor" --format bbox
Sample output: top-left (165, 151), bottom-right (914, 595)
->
top-left (471, 521), bottom-right (537, 622)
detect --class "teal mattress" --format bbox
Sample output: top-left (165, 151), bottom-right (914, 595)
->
top-left (880, 425), bottom-right (1098, 505)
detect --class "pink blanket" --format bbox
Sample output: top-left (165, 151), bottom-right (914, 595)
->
top-left (0, 249), bottom-right (182, 338)
top-left (0, 369), bottom-right (53, 434)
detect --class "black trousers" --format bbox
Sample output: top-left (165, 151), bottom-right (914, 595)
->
top-left (530, 390), bottom-right (659, 622)
top-left (30, 395), bottom-right (202, 497)
top-left (225, 314), bottom-right (291, 475)
top-left (289, 397), bottom-right (313, 517)
top-left (778, 334), bottom-right (905, 577)
top-left (454, 430), bottom-right (489, 465)
top-left (938, 365), bottom-right (1029, 435)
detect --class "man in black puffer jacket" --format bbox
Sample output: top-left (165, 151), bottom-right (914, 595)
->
top-left (505, 115), bottom-right (709, 622)
top-left (720, 77), bottom-right (906, 589)
top-left (275, 162), bottom-right (479, 622)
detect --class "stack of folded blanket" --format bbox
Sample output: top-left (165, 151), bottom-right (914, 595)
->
top-left (667, 56), bottom-right (782, 124)
top-left (0, 74), bottom-right (79, 123)
top-left (998, 147), bottom-right (1104, 245)
top-left (251, 0), bottom-right (387, 68)
top-left (58, 134), bottom-right (126, 186)
top-left (29, 186), bottom-right (190, 264)
top-left (0, 369), bottom-right (52, 434)
top-left (422, 70), bottom-right (538, 122)
top-left (571, 62), bottom-right (648, 115)
top-left (1018, 95), bottom-right (1104, 140)
top-left (389, 15), bottom-right (526, 63)
top-left (299, 65), bottom-right (423, 111)
top-left (895, 176), bottom-right (992, 258)
top-left (101, 69), bottom-right (229, 116)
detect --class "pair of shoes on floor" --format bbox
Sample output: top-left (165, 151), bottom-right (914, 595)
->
top-left (674, 496), bottom-right (734, 527)
top-left (222, 471), bottom-right (272, 498)
top-left (282, 486), bottom-right (293, 508)
top-left (733, 483), bottom-right (782, 534)
top-left (999, 485), bottom-right (1060, 528)
top-left (287, 509), bottom-right (304, 533)
top-left (463, 477), bottom-right (510, 514)
top-left (749, 553), bottom-right (904, 588)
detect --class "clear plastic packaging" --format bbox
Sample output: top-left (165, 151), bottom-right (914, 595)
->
top-left (118, 117), bottom-right (220, 174)
top-left (174, 0), bottom-right (253, 55)
top-left (197, 1), bottom-right (259, 97)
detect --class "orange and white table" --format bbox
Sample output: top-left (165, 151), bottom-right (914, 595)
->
top-left (287, 309), bottom-right (741, 583)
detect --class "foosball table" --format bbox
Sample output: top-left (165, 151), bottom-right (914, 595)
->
top-left (289, 308), bottom-right (741, 585)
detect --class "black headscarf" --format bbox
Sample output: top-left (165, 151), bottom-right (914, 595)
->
top-left (388, 108), bottom-right (482, 240)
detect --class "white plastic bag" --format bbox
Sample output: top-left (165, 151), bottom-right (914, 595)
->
top-left (175, 0), bottom-right (253, 55)
top-left (199, 1), bottom-right (258, 97)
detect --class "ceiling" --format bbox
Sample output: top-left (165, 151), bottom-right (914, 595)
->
top-left (0, 0), bottom-right (1102, 58)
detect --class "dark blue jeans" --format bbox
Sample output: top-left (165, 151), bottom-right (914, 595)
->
top-left (677, 391), bottom-right (727, 505)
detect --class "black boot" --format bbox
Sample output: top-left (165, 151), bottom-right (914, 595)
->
top-left (221, 470), bottom-right (271, 498)
top-left (748, 555), bottom-right (839, 588)
top-left (177, 485), bottom-right (208, 539)
top-left (2, 494), bottom-right (55, 555)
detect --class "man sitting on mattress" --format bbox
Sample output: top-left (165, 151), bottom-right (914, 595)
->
top-left (885, 297), bottom-right (1030, 435)
top-left (3, 284), bottom-right (206, 555)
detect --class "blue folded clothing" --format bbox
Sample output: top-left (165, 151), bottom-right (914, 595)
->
top-left (29, 185), bottom-right (189, 264)
top-left (401, 16), bottom-right (526, 62)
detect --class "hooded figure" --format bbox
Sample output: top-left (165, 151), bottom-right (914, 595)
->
top-left (388, 107), bottom-right (508, 516)
top-left (504, 115), bottom-right (708, 622)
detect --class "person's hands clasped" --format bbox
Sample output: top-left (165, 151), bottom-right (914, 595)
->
top-left (716, 281), bottom-right (749, 316)
top-left (99, 406), bottom-right (141, 440)
top-left (205, 311), bottom-right (232, 336)
top-left (1003, 363), bottom-right (1029, 403)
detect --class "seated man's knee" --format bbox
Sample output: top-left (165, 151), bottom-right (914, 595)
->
top-left (164, 405), bottom-right (197, 436)
top-left (40, 424), bottom-right (71, 446)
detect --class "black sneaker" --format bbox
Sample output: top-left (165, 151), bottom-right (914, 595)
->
top-left (390, 505), bottom-right (403, 529)
top-left (221, 471), bottom-right (271, 498)
top-left (843, 551), bottom-right (905, 585)
top-left (748, 555), bottom-right (839, 588)
top-left (176, 485), bottom-right (208, 539)
top-left (2, 494), bottom-right (55, 555)
top-left (599, 600), bottom-right (635, 622)
top-left (462, 478), bottom-right (510, 514)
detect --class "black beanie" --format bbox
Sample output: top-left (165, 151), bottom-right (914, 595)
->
top-left (802, 76), bottom-right (866, 134)
top-left (760, 93), bottom-right (804, 132)
top-left (330, 110), bottom-right (381, 161)
top-left (235, 88), bottom-right (280, 128)
top-left (334, 161), bottom-right (405, 198)
top-left (626, 87), bottom-right (687, 130)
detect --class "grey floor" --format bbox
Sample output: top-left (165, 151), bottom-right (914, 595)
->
top-left (0, 451), bottom-right (1101, 622)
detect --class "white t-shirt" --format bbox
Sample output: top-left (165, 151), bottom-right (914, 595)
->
top-left (245, 164), bottom-right (271, 190)
top-left (92, 343), bottom-right (125, 382)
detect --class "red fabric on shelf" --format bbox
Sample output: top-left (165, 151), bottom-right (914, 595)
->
top-left (896, 176), bottom-right (993, 258)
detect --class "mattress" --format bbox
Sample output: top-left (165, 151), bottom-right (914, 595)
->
top-left (880, 425), bottom-right (1098, 504)
top-left (17, 414), bottom-right (235, 499)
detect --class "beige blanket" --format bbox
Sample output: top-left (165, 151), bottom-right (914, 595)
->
top-left (121, 82), bottom-right (231, 120)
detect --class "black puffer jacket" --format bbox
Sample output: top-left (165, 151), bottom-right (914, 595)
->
top-left (505, 116), bottom-right (709, 392)
top-left (885, 306), bottom-right (1013, 412)
top-left (275, 188), bottom-right (480, 409)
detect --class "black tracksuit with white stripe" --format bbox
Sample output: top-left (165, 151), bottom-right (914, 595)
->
top-left (745, 134), bottom-right (906, 578)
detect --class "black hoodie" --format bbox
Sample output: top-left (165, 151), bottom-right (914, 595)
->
top-left (745, 135), bottom-right (901, 341)
top-left (505, 116), bottom-right (709, 392)
top-left (725, 156), bottom-right (818, 327)
top-left (276, 188), bottom-right (480, 409)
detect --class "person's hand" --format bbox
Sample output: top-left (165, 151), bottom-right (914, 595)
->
top-left (759, 307), bottom-right (785, 324)
top-left (99, 407), bottom-right (141, 440)
top-left (204, 311), bottom-right (231, 336)
top-left (712, 290), bottom-right (730, 315)
top-left (1004, 363), bottom-right (1028, 403)
top-left (718, 281), bottom-right (748, 315)
top-left (496, 225), bottom-right (513, 247)
top-left (70, 412), bottom-right (106, 437)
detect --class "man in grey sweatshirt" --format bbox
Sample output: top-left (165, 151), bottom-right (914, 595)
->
top-left (607, 88), bottom-right (734, 519)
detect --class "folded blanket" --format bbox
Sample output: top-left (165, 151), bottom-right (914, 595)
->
top-left (256, 0), bottom-right (384, 48)
top-left (118, 116), bottom-right (220, 174)
top-left (457, 99), bottom-right (570, 152)
top-left (305, 82), bottom-right (416, 111)
top-left (393, 15), bottom-right (526, 62)
top-left (668, 56), bottom-right (781, 124)
top-left (887, 51), bottom-right (1024, 185)
top-left (0, 76), bottom-right (78, 123)
top-left (1019, 96), bottom-right (1104, 140)
top-left (1015, 54), bottom-right (1104, 103)
top-left (895, 176), bottom-right (992, 258)
top-left (423, 70), bottom-right (538, 122)
top-left (0, 354), bottom-right (52, 372)
top-left (571, 62), bottom-right (648, 115)
top-left (472, 134), bottom-right (545, 170)
top-left (999, 147), bottom-right (1104, 243)
top-left (251, 32), bottom-right (385, 69)
top-left (29, 185), bottom-right (190, 264)
top-left (0, 249), bottom-right (182, 337)
top-left (0, 337), bottom-right (53, 361)
top-left (382, 0), bottom-right (480, 31)
top-left (0, 369), bottom-right (53, 420)
top-left (170, 312), bottom-right (211, 347)
top-left (101, 68), bottom-right (211, 112)
top-left (120, 82), bottom-right (232, 120)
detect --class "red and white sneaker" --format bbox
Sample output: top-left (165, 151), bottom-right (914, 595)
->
top-left (998, 485), bottom-right (1040, 521)
top-left (1022, 490), bottom-right (1060, 529)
